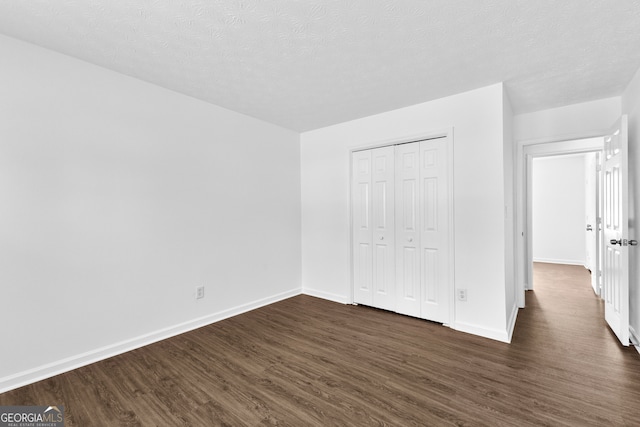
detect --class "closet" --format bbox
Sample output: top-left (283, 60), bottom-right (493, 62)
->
top-left (351, 136), bottom-right (451, 324)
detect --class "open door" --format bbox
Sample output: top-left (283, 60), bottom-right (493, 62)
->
top-left (603, 115), bottom-right (630, 346)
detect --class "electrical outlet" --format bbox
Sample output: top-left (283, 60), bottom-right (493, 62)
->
top-left (196, 286), bottom-right (205, 300)
top-left (457, 288), bottom-right (467, 301)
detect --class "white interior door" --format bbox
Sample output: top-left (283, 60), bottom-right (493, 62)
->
top-left (419, 138), bottom-right (450, 323)
top-left (352, 150), bottom-right (373, 306)
top-left (603, 115), bottom-right (629, 346)
top-left (597, 152), bottom-right (604, 295)
top-left (395, 142), bottom-right (421, 317)
top-left (371, 146), bottom-right (396, 311)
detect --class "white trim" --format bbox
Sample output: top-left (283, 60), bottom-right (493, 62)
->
top-left (348, 143), bottom-right (355, 305)
top-left (0, 288), bottom-right (301, 394)
top-left (452, 321), bottom-right (511, 343)
top-left (630, 325), bottom-right (640, 347)
top-left (302, 288), bottom-right (349, 304)
top-left (518, 130), bottom-right (608, 148)
top-left (349, 129), bottom-right (451, 153)
top-left (506, 301), bottom-right (519, 343)
top-left (532, 258), bottom-right (587, 266)
top-left (447, 130), bottom-right (457, 331)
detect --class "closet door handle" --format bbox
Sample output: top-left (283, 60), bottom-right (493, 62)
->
top-left (408, 237), bottom-right (413, 242)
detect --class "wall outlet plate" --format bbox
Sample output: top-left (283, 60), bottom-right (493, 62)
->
top-left (196, 286), bottom-right (205, 299)
top-left (457, 288), bottom-right (467, 301)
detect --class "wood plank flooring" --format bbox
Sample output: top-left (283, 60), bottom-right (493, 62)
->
top-left (2, 262), bottom-right (640, 426)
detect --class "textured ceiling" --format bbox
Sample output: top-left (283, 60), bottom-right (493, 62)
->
top-left (1, 1), bottom-right (639, 131)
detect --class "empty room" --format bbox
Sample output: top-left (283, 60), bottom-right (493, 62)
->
top-left (2, 1), bottom-right (640, 426)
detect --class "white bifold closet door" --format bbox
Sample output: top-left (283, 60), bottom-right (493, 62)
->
top-left (352, 146), bottom-right (396, 311)
top-left (352, 138), bottom-right (450, 324)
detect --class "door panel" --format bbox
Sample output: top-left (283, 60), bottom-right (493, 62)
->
top-left (423, 178), bottom-right (437, 230)
top-left (402, 180), bottom-right (417, 230)
top-left (395, 143), bottom-right (421, 317)
top-left (603, 115), bottom-right (629, 346)
top-left (352, 150), bottom-right (373, 306)
top-left (402, 247), bottom-right (419, 299)
top-left (423, 248), bottom-right (438, 302)
top-left (420, 138), bottom-right (450, 323)
top-left (371, 146), bottom-right (396, 310)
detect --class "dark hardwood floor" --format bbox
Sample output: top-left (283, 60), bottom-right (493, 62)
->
top-left (2, 263), bottom-right (640, 426)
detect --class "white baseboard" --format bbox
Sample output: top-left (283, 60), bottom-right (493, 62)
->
top-left (304, 289), bottom-right (514, 344)
top-left (532, 258), bottom-right (585, 266)
top-left (0, 288), bottom-right (302, 394)
top-left (302, 288), bottom-right (349, 304)
top-left (452, 321), bottom-right (511, 344)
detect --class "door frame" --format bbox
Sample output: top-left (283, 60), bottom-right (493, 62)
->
top-left (348, 128), bottom-right (455, 326)
top-left (584, 151), bottom-right (602, 295)
top-left (516, 133), bottom-right (605, 308)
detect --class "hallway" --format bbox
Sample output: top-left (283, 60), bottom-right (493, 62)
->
top-left (524, 262), bottom-right (630, 356)
top-left (509, 262), bottom-right (640, 424)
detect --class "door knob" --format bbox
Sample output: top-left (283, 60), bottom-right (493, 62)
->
top-left (379, 236), bottom-right (384, 240)
top-left (630, 240), bottom-right (638, 246)
top-left (408, 237), bottom-right (413, 242)
top-left (610, 239), bottom-right (622, 246)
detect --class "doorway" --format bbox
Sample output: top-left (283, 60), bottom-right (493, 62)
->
top-left (531, 152), bottom-right (601, 293)
top-left (517, 117), bottom-right (633, 347)
top-left (517, 136), bottom-right (605, 307)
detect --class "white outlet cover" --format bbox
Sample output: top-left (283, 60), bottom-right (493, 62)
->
top-left (196, 286), bottom-right (204, 299)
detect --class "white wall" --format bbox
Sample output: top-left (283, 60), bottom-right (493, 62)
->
top-left (301, 83), bottom-right (512, 341)
top-left (532, 155), bottom-right (586, 265)
top-left (622, 65), bottom-right (640, 346)
top-left (0, 35), bottom-right (301, 391)
top-left (514, 97), bottom-right (622, 142)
